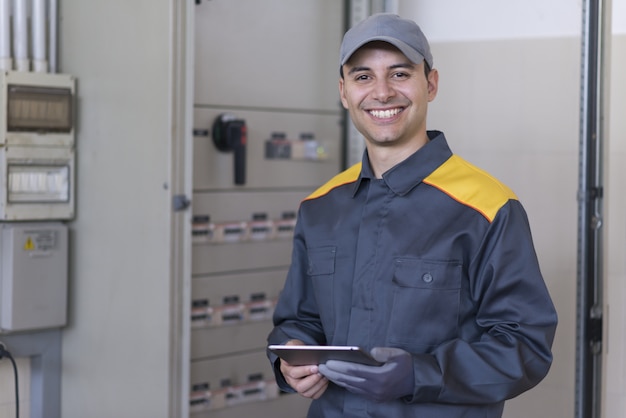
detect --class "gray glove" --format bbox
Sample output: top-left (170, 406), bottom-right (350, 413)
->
top-left (318, 347), bottom-right (414, 402)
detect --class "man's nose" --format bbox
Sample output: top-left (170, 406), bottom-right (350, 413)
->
top-left (372, 79), bottom-right (395, 103)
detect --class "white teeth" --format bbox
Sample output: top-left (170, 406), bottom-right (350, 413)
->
top-left (370, 108), bottom-right (401, 119)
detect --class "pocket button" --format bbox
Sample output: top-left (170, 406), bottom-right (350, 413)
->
top-left (422, 273), bottom-right (433, 283)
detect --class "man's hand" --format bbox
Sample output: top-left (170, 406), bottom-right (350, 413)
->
top-left (318, 347), bottom-right (414, 402)
top-left (280, 340), bottom-right (329, 399)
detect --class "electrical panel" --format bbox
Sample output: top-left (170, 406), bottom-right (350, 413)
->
top-left (0, 222), bottom-right (68, 332)
top-left (191, 1), bottom-right (344, 416)
top-left (190, 191), bottom-right (312, 415)
top-left (0, 71), bottom-right (76, 220)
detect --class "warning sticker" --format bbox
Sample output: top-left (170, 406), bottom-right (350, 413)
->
top-left (24, 237), bottom-right (35, 250)
top-left (23, 230), bottom-right (58, 252)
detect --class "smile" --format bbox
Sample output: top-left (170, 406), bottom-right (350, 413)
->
top-left (369, 108), bottom-right (403, 119)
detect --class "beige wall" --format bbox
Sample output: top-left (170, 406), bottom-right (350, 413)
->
top-left (425, 37), bottom-right (580, 418)
top-left (416, 15), bottom-right (626, 418)
top-left (424, 28), bottom-right (626, 418)
top-left (399, 1), bottom-right (626, 417)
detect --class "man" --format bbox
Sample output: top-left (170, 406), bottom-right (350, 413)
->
top-left (267, 13), bottom-right (557, 418)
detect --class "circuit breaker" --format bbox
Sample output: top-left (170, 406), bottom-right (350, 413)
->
top-left (0, 71), bottom-right (76, 220)
top-left (0, 222), bottom-right (68, 332)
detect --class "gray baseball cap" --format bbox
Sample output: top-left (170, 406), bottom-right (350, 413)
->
top-left (340, 13), bottom-right (433, 68)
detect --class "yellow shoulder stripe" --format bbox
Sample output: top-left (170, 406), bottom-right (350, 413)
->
top-left (423, 155), bottom-right (517, 222)
top-left (305, 163), bottom-right (362, 201)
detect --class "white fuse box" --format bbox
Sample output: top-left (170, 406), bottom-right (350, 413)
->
top-left (0, 71), bottom-right (76, 220)
top-left (0, 222), bottom-right (68, 332)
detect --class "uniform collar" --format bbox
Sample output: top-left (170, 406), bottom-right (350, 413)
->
top-left (352, 131), bottom-right (452, 197)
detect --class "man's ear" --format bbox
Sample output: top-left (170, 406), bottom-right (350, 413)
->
top-left (427, 68), bottom-right (439, 101)
top-left (339, 77), bottom-right (349, 109)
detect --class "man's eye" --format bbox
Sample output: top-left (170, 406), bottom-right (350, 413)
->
top-left (392, 72), bottom-right (409, 79)
top-left (355, 74), bottom-right (370, 81)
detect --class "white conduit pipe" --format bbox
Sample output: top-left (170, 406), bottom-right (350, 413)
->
top-left (49, 0), bottom-right (57, 73)
top-left (32, 0), bottom-right (47, 72)
top-left (13, 0), bottom-right (29, 71)
top-left (0, 0), bottom-right (11, 70)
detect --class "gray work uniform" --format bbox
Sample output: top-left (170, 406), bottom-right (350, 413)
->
top-left (268, 131), bottom-right (558, 418)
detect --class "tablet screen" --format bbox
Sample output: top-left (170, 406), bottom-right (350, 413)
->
top-left (268, 345), bottom-right (383, 366)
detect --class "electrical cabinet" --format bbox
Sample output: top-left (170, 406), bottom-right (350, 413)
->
top-left (191, 1), bottom-right (344, 416)
top-left (190, 190), bottom-right (312, 416)
top-left (0, 222), bottom-right (68, 332)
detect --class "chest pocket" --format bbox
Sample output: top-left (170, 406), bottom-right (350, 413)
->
top-left (388, 258), bottom-right (462, 349)
top-left (307, 246), bottom-right (337, 332)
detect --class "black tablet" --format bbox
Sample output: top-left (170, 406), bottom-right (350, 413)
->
top-left (268, 345), bottom-right (383, 366)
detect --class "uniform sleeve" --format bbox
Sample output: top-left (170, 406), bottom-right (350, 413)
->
top-left (266, 209), bottom-right (327, 390)
top-left (407, 200), bottom-right (558, 404)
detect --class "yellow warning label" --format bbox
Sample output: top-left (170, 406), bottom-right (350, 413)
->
top-left (24, 237), bottom-right (35, 251)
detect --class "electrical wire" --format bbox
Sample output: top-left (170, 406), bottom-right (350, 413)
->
top-left (0, 343), bottom-right (19, 418)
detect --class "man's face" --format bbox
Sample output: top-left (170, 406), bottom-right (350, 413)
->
top-left (340, 42), bottom-right (438, 150)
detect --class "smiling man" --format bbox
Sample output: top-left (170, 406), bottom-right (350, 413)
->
top-left (340, 40), bottom-right (436, 177)
top-left (267, 13), bottom-right (557, 418)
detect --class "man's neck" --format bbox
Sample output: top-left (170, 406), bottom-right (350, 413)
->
top-left (366, 134), bottom-right (429, 178)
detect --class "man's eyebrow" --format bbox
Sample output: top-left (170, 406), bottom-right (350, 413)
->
top-left (347, 65), bottom-right (370, 75)
top-left (389, 62), bottom-right (416, 71)
top-left (347, 62), bottom-right (416, 76)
